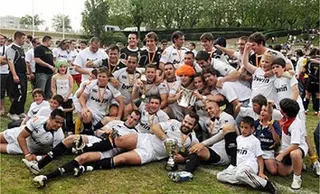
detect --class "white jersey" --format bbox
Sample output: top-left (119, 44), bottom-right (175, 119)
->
top-left (0, 45), bottom-right (9, 74)
top-left (216, 80), bottom-right (251, 102)
top-left (280, 117), bottom-right (308, 155)
top-left (73, 80), bottom-right (94, 113)
top-left (113, 68), bottom-right (141, 104)
top-left (212, 58), bottom-right (236, 76)
top-left (236, 134), bottom-right (263, 173)
top-left (25, 48), bottom-right (35, 73)
top-left (274, 76), bottom-right (304, 111)
top-left (68, 49), bottom-right (79, 75)
top-left (136, 102), bottom-right (169, 133)
top-left (168, 80), bottom-right (184, 121)
top-left (160, 45), bottom-right (188, 68)
top-left (158, 80), bottom-right (178, 95)
top-left (73, 48), bottom-right (108, 81)
top-left (84, 80), bottom-right (121, 116)
top-left (138, 82), bottom-right (159, 100)
top-left (250, 68), bottom-right (276, 104)
top-left (52, 47), bottom-right (72, 61)
top-left (27, 101), bottom-right (49, 118)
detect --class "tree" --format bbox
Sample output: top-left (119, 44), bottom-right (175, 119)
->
top-left (52, 14), bottom-right (72, 32)
top-left (19, 14), bottom-right (44, 29)
top-left (130, 0), bottom-right (146, 38)
top-left (82, 0), bottom-right (109, 38)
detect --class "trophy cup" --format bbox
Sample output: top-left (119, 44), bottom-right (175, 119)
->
top-left (164, 138), bottom-right (178, 171)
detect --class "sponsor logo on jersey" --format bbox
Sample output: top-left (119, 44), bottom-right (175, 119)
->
top-left (253, 75), bottom-right (270, 83)
top-left (275, 84), bottom-right (288, 93)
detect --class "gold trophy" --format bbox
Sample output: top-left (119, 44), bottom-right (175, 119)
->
top-left (164, 138), bottom-right (178, 171)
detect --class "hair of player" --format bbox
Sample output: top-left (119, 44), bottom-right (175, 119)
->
top-left (89, 37), bottom-right (101, 44)
top-left (107, 44), bottom-right (120, 53)
top-left (98, 67), bottom-right (109, 75)
top-left (128, 32), bottom-right (139, 39)
top-left (31, 38), bottom-right (39, 44)
top-left (132, 109), bottom-right (142, 119)
top-left (241, 116), bottom-right (255, 127)
top-left (196, 50), bottom-right (210, 61)
top-left (127, 53), bottom-right (139, 62)
top-left (202, 66), bottom-right (218, 77)
top-left (149, 94), bottom-right (161, 103)
top-left (50, 109), bottom-right (65, 119)
top-left (249, 32), bottom-right (266, 46)
top-left (185, 111), bottom-right (199, 127)
top-left (280, 98), bottom-right (300, 118)
top-left (27, 35), bottom-right (33, 41)
top-left (200, 32), bottom-right (214, 41)
top-left (239, 36), bottom-right (249, 42)
top-left (189, 42), bottom-right (196, 47)
top-left (164, 62), bottom-right (175, 69)
top-left (171, 31), bottom-right (184, 43)
top-left (194, 72), bottom-right (205, 82)
top-left (32, 88), bottom-right (45, 98)
top-left (14, 31), bottom-right (25, 40)
top-left (185, 51), bottom-right (195, 58)
top-left (161, 39), bottom-right (168, 44)
top-left (57, 39), bottom-right (70, 48)
top-left (52, 94), bottom-right (64, 105)
top-left (272, 57), bottom-right (286, 68)
top-left (91, 69), bottom-right (98, 78)
top-left (214, 37), bottom-right (227, 47)
top-left (42, 35), bottom-right (52, 43)
top-left (251, 94), bottom-right (267, 107)
top-left (145, 64), bottom-right (157, 71)
top-left (145, 32), bottom-right (158, 42)
top-left (309, 48), bottom-right (320, 56)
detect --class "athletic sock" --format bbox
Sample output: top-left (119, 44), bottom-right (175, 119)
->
top-left (93, 121), bottom-right (104, 131)
top-left (87, 157), bottom-right (115, 170)
top-left (38, 142), bottom-right (68, 169)
top-left (303, 98), bottom-right (310, 111)
top-left (184, 153), bottom-right (200, 173)
top-left (82, 139), bottom-right (114, 152)
top-left (224, 132), bottom-right (237, 166)
top-left (46, 160), bottom-right (79, 180)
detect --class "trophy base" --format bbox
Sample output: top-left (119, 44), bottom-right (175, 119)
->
top-left (165, 164), bottom-right (178, 171)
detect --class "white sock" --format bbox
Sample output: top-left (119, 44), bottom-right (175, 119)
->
top-left (293, 174), bottom-right (301, 180)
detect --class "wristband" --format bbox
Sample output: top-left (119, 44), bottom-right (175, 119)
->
top-left (25, 153), bottom-right (31, 157)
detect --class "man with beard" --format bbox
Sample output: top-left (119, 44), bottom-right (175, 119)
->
top-left (168, 101), bottom-right (237, 182)
top-left (32, 112), bottom-right (199, 187)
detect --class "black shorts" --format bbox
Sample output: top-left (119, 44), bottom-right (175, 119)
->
top-left (204, 147), bottom-right (221, 164)
top-left (306, 81), bottom-right (319, 93)
top-left (0, 74), bottom-right (8, 99)
top-left (281, 148), bottom-right (305, 166)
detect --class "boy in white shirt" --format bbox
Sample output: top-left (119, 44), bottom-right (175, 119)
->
top-left (217, 116), bottom-right (277, 194)
top-left (276, 98), bottom-right (308, 190)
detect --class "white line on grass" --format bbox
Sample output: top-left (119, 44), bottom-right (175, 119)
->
top-left (198, 167), bottom-right (317, 194)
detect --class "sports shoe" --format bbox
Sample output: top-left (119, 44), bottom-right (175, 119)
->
top-left (291, 175), bottom-right (302, 190)
top-left (33, 175), bottom-right (47, 188)
top-left (264, 180), bottom-right (277, 194)
top-left (22, 159), bottom-right (41, 175)
top-left (7, 113), bottom-right (20, 121)
top-left (73, 165), bottom-right (93, 177)
top-left (313, 161), bottom-right (320, 176)
top-left (168, 171), bottom-right (193, 182)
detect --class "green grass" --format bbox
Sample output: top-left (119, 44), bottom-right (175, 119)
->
top-left (1, 84), bottom-right (319, 194)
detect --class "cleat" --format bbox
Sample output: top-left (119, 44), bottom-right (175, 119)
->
top-left (74, 165), bottom-right (93, 177)
top-left (313, 161), bottom-right (320, 176)
top-left (33, 175), bottom-right (47, 188)
top-left (291, 176), bottom-right (301, 190)
top-left (265, 181), bottom-right (277, 194)
top-left (168, 171), bottom-right (193, 182)
top-left (22, 159), bottom-right (41, 175)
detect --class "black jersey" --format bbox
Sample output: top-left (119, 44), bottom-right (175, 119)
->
top-left (120, 46), bottom-right (140, 60)
top-left (101, 59), bottom-right (127, 77)
top-left (306, 59), bottom-right (319, 82)
top-left (139, 47), bottom-right (162, 68)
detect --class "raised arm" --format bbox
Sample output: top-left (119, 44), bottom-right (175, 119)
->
top-left (242, 42), bottom-right (257, 74)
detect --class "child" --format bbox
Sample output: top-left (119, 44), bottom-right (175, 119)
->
top-left (217, 116), bottom-right (277, 194)
top-left (276, 98), bottom-right (308, 190)
top-left (37, 95), bottom-right (64, 117)
top-left (51, 60), bottom-right (74, 133)
top-left (254, 104), bottom-right (281, 175)
top-left (20, 89), bottom-right (49, 126)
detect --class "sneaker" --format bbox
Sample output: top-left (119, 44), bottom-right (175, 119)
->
top-left (33, 175), bottom-right (47, 188)
top-left (264, 180), bottom-right (277, 194)
top-left (7, 113), bottom-right (20, 121)
top-left (313, 161), bottom-right (320, 176)
top-left (168, 171), bottom-right (193, 182)
top-left (291, 176), bottom-right (301, 190)
top-left (22, 159), bottom-right (41, 175)
top-left (18, 113), bottom-right (27, 118)
top-left (73, 165), bottom-right (93, 177)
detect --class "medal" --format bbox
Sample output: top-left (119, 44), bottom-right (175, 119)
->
top-left (141, 94), bottom-right (146, 99)
top-left (180, 146), bottom-right (185, 153)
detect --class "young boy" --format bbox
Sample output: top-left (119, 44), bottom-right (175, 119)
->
top-left (276, 98), bottom-right (308, 190)
top-left (36, 95), bottom-right (64, 117)
top-left (217, 116), bottom-right (277, 194)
